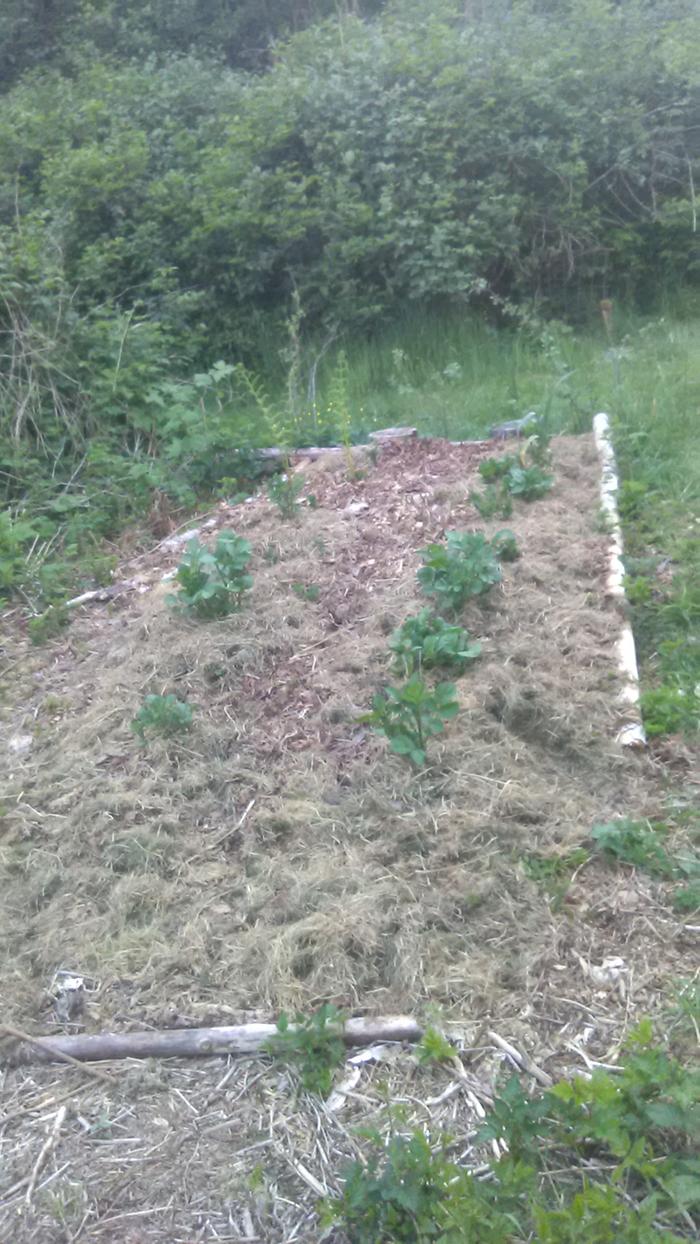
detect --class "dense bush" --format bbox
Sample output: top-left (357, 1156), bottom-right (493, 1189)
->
top-left (1, 0), bottom-right (699, 601)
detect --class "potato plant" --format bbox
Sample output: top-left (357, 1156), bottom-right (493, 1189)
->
top-left (167, 531), bottom-right (252, 618)
top-left (388, 609), bottom-right (481, 677)
top-left (417, 531), bottom-right (502, 611)
top-left (362, 676), bottom-right (459, 767)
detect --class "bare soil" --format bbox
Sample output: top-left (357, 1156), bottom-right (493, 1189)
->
top-left (1, 434), bottom-right (697, 1241)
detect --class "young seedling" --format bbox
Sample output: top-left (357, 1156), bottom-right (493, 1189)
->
top-left (131, 693), bottom-right (193, 740)
top-left (388, 609), bottom-right (481, 676)
top-left (418, 531), bottom-right (502, 612)
top-left (167, 531), bottom-right (252, 618)
top-left (362, 675), bottom-right (459, 767)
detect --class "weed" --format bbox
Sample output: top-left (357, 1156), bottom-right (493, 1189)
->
top-left (416, 1027), bottom-right (455, 1066)
top-left (640, 684), bottom-right (699, 737)
top-left (469, 482), bottom-right (513, 519)
top-left (362, 676), bottom-right (459, 767)
top-left (388, 609), bottom-right (481, 677)
top-left (591, 819), bottom-right (674, 876)
top-left (131, 694), bottom-right (193, 740)
top-left (292, 582), bottom-right (320, 602)
top-left (264, 1004), bottom-right (346, 1097)
top-left (167, 531), bottom-right (252, 618)
top-left (27, 603), bottom-right (70, 645)
top-left (522, 847), bottom-right (589, 909)
top-left (267, 472), bottom-right (304, 520)
top-left (418, 532), bottom-right (502, 612)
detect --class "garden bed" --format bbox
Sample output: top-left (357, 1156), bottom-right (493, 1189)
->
top-left (1, 433), bottom-right (697, 1241)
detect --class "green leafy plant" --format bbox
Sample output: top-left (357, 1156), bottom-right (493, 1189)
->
top-left (267, 471), bottom-right (304, 520)
top-left (167, 531), bottom-right (252, 618)
top-left (505, 463), bottom-right (554, 500)
top-left (479, 455), bottom-right (518, 483)
top-left (416, 1027), bottom-right (456, 1066)
top-left (591, 819), bottom-right (675, 877)
top-left (417, 532), bottom-right (502, 612)
top-left (522, 847), bottom-right (589, 909)
top-left (641, 684), bottom-right (699, 737)
top-left (264, 1004), bottom-right (346, 1097)
top-left (469, 482), bottom-right (513, 519)
top-left (131, 693), bottom-right (193, 740)
top-left (477, 456), bottom-right (553, 502)
top-left (326, 1026), bottom-right (700, 1243)
top-left (362, 676), bottom-right (459, 767)
top-left (490, 529), bottom-right (520, 562)
top-left (325, 1131), bottom-right (471, 1243)
top-left (673, 883), bottom-right (700, 913)
top-left (27, 604), bottom-right (70, 645)
top-left (388, 609), bottom-right (481, 677)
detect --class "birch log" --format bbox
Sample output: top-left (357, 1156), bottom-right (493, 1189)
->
top-left (5, 1016), bottom-right (423, 1067)
top-left (592, 413), bottom-right (646, 748)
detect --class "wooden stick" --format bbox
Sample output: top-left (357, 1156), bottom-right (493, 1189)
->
top-left (592, 413), bottom-right (646, 749)
top-left (5, 1016), bottom-right (423, 1067)
top-left (0, 1022), bottom-right (116, 1083)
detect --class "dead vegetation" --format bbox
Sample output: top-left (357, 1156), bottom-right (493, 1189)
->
top-left (1, 434), bottom-right (697, 1241)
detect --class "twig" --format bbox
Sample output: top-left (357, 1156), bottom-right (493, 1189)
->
top-left (488, 1031), bottom-right (552, 1087)
top-left (25, 1105), bottom-right (68, 1205)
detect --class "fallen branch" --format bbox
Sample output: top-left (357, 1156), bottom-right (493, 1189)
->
top-left (5, 1016), bottom-right (423, 1067)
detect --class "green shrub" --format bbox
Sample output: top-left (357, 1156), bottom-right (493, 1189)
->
top-left (326, 1026), bottom-right (700, 1242)
top-left (131, 694), bottom-right (193, 740)
top-left (27, 604), bottom-right (70, 645)
top-left (362, 676), bottom-right (459, 768)
top-left (264, 1004), bottom-right (346, 1097)
top-left (417, 532), bottom-right (502, 612)
top-left (641, 684), bottom-right (699, 737)
top-left (167, 531), bottom-right (252, 618)
top-left (388, 609), bottom-right (481, 677)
